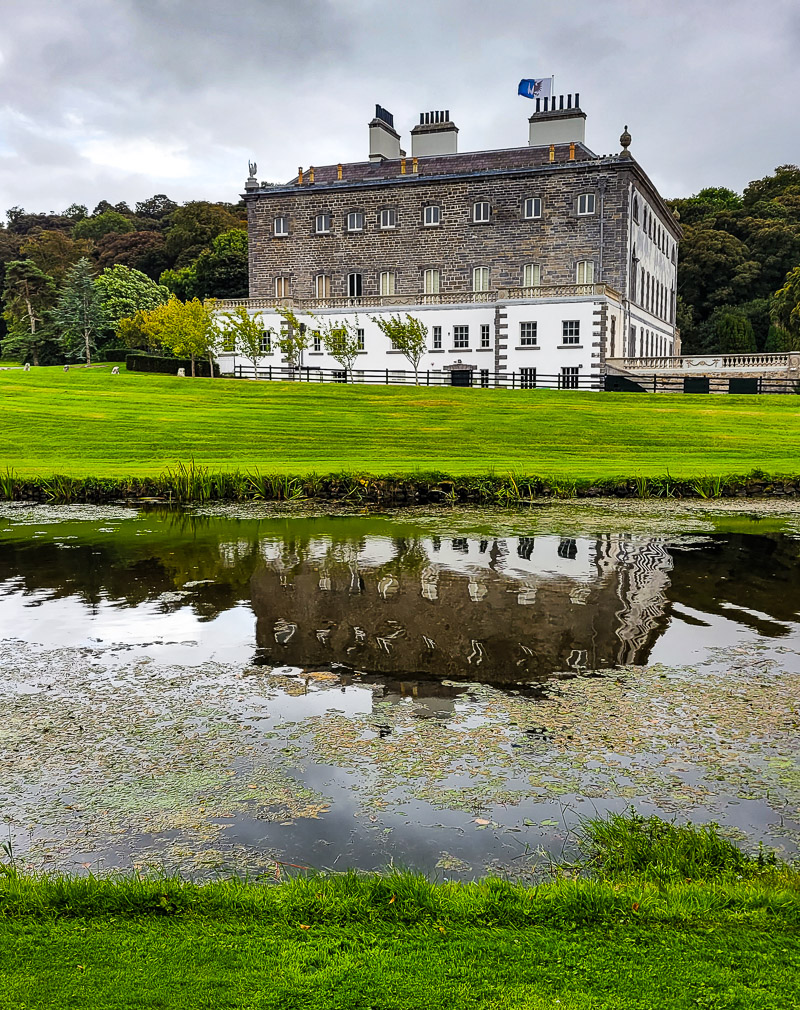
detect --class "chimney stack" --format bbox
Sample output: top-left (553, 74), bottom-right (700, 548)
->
top-left (411, 109), bottom-right (459, 158)
top-left (369, 104), bottom-right (402, 162)
top-left (528, 94), bottom-right (586, 148)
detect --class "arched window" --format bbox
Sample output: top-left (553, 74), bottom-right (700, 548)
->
top-left (633, 196), bottom-right (639, 223)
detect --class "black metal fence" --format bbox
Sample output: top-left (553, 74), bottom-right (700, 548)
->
top-left (230, 363), bottom-right (602, 390)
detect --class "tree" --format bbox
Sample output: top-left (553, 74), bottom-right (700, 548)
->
top-left (192, 229), bottom-right (248, 299)
top-left (222, 306), bottom-right (268, 372)
top-left (163, 202), bottom-right (244, 266)
top-left (135, 194), bottom-right (178, 221)
top-left (159, 264), bottom-right (198, 300)
top-left (141, 297), bottom-right (221, 377)
top-left (771, 265), bottom-right (800, 344)
top-left (62, 203), bottom-right (88, 222)
top-left (316, 316), bottom-right (362, 380)
top-left (73, 210), bottom-right (135, 241)
top-left (20, 230), bottom-right (92, 283)
top-left (371, 313), bottom-right (428, 383)
top-left (714, 311), bottom-right (756, 353)
top-left (274, 306), bottom-right (311, 369)
top-left (1, 259), bottom-right (58, 365)
top-left (95, 230), bottom-right (169, 278)
top-left (764, 323), bottom-right (799, 352)
top-left (677, 226), bottom-right (761, 323)
top-left (54, 258), bottom-right (108, 365)
top-left (94, 265), bottom-right (170, 343)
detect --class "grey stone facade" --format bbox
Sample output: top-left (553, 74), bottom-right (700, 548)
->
top-left (245, 144), bottom-right (679, 306)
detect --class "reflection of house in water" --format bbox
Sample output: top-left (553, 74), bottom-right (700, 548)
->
top-left (251, 534), bottom-right (674, 683)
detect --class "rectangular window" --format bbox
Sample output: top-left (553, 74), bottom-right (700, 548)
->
top-left (348, 273), bottom-right (362, 297)
top-left (347, 211), bottom-right (364, 232)
top-left (480, 324), bottom-right (490, 348)
top-left (259, 332), bottom-right (271, 354)
top-left (472, 267), bottom-right (489, 292)
top-left (480, 369), bottom-right (490, 387)
top-left (379, 208), bottom-right (396, 229)
top-left (275, 276), bottom-right (290, 298)
top-left (312, 331), bottom-right (322, 352)
top-left (315, 274), bottom-right (330, 299)
top-left (424, 205), bottom-right (440, 227)
top-left (523, 197), bottom-right (542, 219)
top-left (357, 327), bottom-right (365, 351)
top-left (424, 268), bottom-right (440, 294)
top-left (432, 325), bottom-right (442, 349)
top-left (523, 263), bottom-right (541, 288)
top-left (577, 193), bottom-right (596, 216)
top-left (520, 368), bottom-right (537, 389)
top-left (315, 213), bottom-right (330, 234)
top-left (453, 325), bottom-right (469, 348)
top-left (576, 260), bottom-right (595, 284)
top-left (221, 332), bottom-right (235, 353)
top-left (559, 366), bottom-right (580, 389)
top-left (519, 321), bottom-right (537, 346)
top-left (274, 215), bottom-right (288, 236)
top-left (379, 271), bottom-right (395, 296)
top-left (562, 320), bottom-right (580, 345)
top-left (473, 201), bottom-right (491, 223)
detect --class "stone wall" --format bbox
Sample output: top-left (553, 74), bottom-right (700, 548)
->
top-left (247, 158), bottom-right (636, 301)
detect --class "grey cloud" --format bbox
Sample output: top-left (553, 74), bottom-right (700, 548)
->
top-left (0, 0), bottom-right (797, 215)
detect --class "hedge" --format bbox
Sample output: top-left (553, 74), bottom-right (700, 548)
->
top-left (125, 354), bottom-right (220, 377)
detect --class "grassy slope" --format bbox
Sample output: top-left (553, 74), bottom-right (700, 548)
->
top-left (2, 366), bottom-right (800, 478)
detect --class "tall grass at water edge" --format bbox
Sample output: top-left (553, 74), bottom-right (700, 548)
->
top-left (0, 463), bottom-right (794, 504)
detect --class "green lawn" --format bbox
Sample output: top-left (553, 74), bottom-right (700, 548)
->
top-left (1, 365), bottom-right (800, 478)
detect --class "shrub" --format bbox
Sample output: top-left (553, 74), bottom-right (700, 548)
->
top-left (125, 354), bottom-right (219, 377)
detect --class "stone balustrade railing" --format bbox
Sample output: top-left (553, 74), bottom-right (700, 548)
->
top-left (215, 283), bottom-right (622, 313)
top-left (608, 352), bottom-right (800, 374)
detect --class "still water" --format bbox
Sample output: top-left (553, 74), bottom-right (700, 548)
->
top-left (1, 502), bottom-right (799, 877)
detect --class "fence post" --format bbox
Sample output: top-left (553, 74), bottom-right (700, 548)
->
top-left (758, 376), bottom-right (762, 395)
top-left (427, 370), bottom-right (430, 386)
top-left (386, 368), bottom-right (389, 384)
top-left (512, 372), bottom-right (516, 390)
top-left (653, 373), bottom-right (657, 394)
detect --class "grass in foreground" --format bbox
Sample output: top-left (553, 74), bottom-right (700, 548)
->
top-left (1, 816), bottom-right (798, 1008)
top-left (2, 366), bottom-right (800, 479)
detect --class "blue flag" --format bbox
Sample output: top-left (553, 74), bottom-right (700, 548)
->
top-left (518, 78), bottom-right (552, 100)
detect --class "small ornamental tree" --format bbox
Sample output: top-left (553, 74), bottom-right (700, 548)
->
top-left (223, 306), bottom-right (270, 372)
top-left (316, 315), bottom-right (362, 380)
top-left (54, 258), bottom-right (108, 365)
top-left (141, 297), bottom-right (221, 377)
top-left (371, 313), bottom-right (428, 384)
top-left (275, 306), bottom-right (311, 369)
top-left (1, 259), bottom-right (57, 366)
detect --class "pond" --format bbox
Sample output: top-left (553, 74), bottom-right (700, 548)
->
top-left (1, 500), bottom-right (799, 879)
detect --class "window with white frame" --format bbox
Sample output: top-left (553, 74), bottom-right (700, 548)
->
top-left (562, 320), bottom-right (580, 345)
top-left (480, 369), bottom-right (490, 387)
top-left (315, 274), bottom-right (330, 299)
top-left (473, 201), bottom-right (491, 223)
top-left (480, 324), bottom-right (490, 348)
top-left (520, 367), bottom-right (537, 389)
top-left (519, 321), bottom-right (537, 346)
top-left (472, 266), bottom-right (489, 292)
top-left (259, 331), bottom-right (271, 354)
top-left (312, 331), bottom-right (322, 352)
top-left (453, 325), bottom-right (469, 348)
top-left (424, 205), bottom-right (440, 227)
top-left (523, 197), bottom-right (542, 219)
top-left (424, 268), bottom-right (440, 294)
top-left (523, 263), bottom-right (541, 288)
top-left (576, 260), bottom-right (595, 284)
top-left (357, 327), bottom-right (365, 351)
top-left (559, 366), bottom-right (580, 389)
top-left (274, 215), bottom-right (288, 236)
top-left (275, 276), bottom-right (290, 298)
top-left (432, 325), bottom-right (442, 349)
top-left (346, 211), bottom-right (364, 232)
top-left (577, 193), bottom-right (596, 216)
top-left (633, 195), bottom-right (639, 223)
top-left (379, 208), bottom-right (397, 229)
top-left (315, 213), bottom-right (331, 234)
top-left (379, 271), bottom-right (395, 296)
top-left (347, 272), bottom-right (362, 297)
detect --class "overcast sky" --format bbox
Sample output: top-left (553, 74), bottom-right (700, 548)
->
top-left (1, 0), bottom-right (797, 216)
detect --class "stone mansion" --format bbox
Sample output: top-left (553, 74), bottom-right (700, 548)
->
top-left (217, 97), bottom-right (681, 387)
